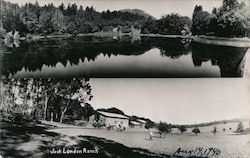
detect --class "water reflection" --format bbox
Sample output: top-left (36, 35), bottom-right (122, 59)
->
top-left (192, 42), bottom-right (248, 77)
top-left (0, 36), bottom-right (248, 78)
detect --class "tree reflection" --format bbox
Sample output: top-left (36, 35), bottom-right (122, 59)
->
top-left (1, 36), bottom-right (152, 77)
top-left (1, 36), bottom-right (248, 78)
top-left (191, 42), bottom-right (248, 77)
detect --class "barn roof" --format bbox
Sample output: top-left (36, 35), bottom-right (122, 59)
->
top-left (98, 111), bottom-right (129, 119)
top-left (130, 121), bottom-right (142, 125)
top-left (137, 119), bottom-right (147, 124)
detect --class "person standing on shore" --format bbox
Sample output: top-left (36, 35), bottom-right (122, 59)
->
top-left (149, 130), bottom-right (153, 140)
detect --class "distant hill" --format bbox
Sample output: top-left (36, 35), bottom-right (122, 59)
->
top-left (173, 118), bottom-right (250, 128)
top-left (119, 9), bottom-right (156, 20)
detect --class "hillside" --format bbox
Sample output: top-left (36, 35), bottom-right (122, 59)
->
top-left (119, 9), bottom-right (156, 20)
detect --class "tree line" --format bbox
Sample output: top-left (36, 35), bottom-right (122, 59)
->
top-left (0, 78), bottom-right (94, 124)
top-left (0, 1), bottom-right (151, 36)
top-left (0, 0), bottom-right (249, 38)
top-left (191, 0), bottom-right (250, 37)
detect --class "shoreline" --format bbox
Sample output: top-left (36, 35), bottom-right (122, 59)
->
top-left (14, 32), bottom-right (250, 47)
top-left (192, 36), bottom-right (250, 47)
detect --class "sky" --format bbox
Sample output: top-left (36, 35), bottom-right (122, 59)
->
top-left (5, 0), bottom-right (224, 19)
top-left (89, 78), bottom-right (250, 124)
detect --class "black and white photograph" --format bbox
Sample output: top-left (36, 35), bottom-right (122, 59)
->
top-left (0, 78), bottom-right (250, 158)
top-left (0, 0), bottom-right (250, 158)
top-left (0, 0), bottom-right (250, 78)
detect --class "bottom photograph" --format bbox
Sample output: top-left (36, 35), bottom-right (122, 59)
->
top-left (0, 78), bottom-right (250, 158)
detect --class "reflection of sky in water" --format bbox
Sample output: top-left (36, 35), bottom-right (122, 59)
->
top-left (13, 48), bottom-right (220, 78)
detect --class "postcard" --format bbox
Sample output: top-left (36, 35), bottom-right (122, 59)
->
top-left (0, 0), bottom-right (250, 158)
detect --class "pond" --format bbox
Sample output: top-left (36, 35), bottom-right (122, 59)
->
top-left (0, 36), bottom-right (249, 78)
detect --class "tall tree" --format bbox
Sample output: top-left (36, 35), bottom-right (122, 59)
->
top-left (157, 122), bottom-right (172, 137)
top-left (56, 78), bottom-right (92, 123)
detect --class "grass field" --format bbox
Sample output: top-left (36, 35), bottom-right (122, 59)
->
top-left (49, 121), bottom-right (250, 158)
top-left (1, 120), bottom-right (249, 158)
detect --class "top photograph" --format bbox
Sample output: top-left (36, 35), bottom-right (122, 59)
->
top-left (0, 0), bottom-right (250, 78)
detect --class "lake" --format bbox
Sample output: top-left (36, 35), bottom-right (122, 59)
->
top-left (0, 36), bottom-right (249, 78)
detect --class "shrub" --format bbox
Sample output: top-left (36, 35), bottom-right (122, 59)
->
top-left (178, 125), bottom-right (187, 133)
top-left (192, 127), bottom-right (201, 135)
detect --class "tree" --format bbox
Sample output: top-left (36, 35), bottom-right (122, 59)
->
top-left (0, 79), bottom-right (93, 123)
top-left (192, 127), bottom-right (200, 135)
top-left (236, 122), bottom-right (244, 133)
top-left (215, 5), bottom-right (250, 37)
top-left (52, 9), bottom-right (66, 32)
top-left (141, 18), bottom-right (158, 34)
top-left (192, 5), bottom-right (203, 20)
top-left (191, 5), bottom-right (212, 35)
top-left (59, 3), bottom-right (65, 12)
top-left (39, 11), bottom-right (54, 34)
top-left (221, 0), bottom-right (240, 11)
top-left (38, 79), bottom-right (60, 121)
top-left (0, 79), bottom-right (16, 112)
top-left (56, 78), bottom-right (92, 123)
top-left (191, 0), bottom-right (250, 37)
top-left (1, 1), bottom-right (152, 35)
top-left (157, 122), bottom-right (171, 137)
top-left (145, 120), bottom-right (155, 129)
top-left (178, 125), bottom-right (187, 133)
top-left (157, 13), bottom-right (192, 35)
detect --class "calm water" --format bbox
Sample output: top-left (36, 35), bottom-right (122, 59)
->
top-left (0, 36), bottom-right (249, 78)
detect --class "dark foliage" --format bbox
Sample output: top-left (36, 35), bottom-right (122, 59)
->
top-left (191, 0), bottom-right (250, 37)
top-left (141, 14), bottom-right (192, 35)
top-left (178, 125), bottom-right (187, 133)
top-left (192, 127), bottom-right (200, 135)
top-left (1, 1), bottom-right (152, 35)
top-left (157, 122), bottom-right (172, 134)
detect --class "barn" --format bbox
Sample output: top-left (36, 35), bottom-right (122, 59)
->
top-left (89, 111), bottom-right (129, 128)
